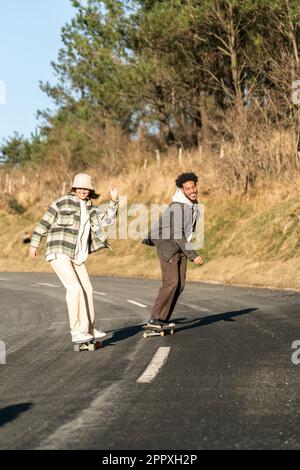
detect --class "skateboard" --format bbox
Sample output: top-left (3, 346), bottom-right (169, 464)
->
top-left (142, 324), bottom-right (175, 338)
top-left (73, 339), bottom-right (103, 352)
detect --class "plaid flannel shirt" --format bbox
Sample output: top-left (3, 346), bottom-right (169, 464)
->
top-left (31, 193), bottom-right (118, 259)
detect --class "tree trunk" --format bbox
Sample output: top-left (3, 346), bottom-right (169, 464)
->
top-left (199, 86), bottom-right (209, 146)
top-left (228, 2), bottom-right (244, 119)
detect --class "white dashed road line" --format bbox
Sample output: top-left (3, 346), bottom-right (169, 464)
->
top-left (94, 296), bottom-right (114, 304)
top-left (35, 283), bottom-right (59, 288)
top-left (94, 291), bottom-right (107, 296)
top-left (0, 277), bottom-right (11, 281)
top-left (137, 347), bottom-right (171, 383)
top-left (99, 317), bottom-right (143, 321)
top-left (127, 300), bottom-right (147, 308)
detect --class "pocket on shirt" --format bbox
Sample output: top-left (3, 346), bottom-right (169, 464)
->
top-left (57, 210), bottom-right (75, 226)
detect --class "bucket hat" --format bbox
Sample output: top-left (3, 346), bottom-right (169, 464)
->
top-left (72, 173), bottom-right (94, 191)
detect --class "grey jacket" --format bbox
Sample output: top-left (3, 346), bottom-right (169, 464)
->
top-left (143, 201), bottom-right (200, 261)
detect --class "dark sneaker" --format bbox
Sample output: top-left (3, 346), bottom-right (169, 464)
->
top-left (159, 320), bottom-right (175, 328)
top-left (146, 319), bottom-right (164, 330)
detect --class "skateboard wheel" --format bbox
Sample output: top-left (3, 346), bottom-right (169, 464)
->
top-left (160, 331), bottom-right (164, 336)
top-left (170, 329), bottom-right (174, 335)
top-left (88, 343), bottom-right (95, 351)
top-left (143, 332), bottom-right (147, 338)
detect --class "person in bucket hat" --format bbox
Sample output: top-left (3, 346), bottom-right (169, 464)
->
top-left (29, 173), bottom-right (119, 344)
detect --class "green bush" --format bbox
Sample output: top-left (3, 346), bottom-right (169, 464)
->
top-left (8, 198), bottom-right (26, 214)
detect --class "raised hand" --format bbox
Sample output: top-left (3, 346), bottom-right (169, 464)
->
top-left (110, 185), bottom-right (119, 202)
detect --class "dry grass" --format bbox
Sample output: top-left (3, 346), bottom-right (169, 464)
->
top-left (1, 135), bottom-right (300, 290)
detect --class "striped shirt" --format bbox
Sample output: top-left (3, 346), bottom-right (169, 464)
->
top-left (30, 193), bottom-right (118, 259)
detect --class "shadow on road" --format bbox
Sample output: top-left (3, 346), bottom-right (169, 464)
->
top-left (102, 309), bottom-right (257, 345)
top-left (103, 308), bottom-right (258, 346)
top-left (103, 324), bottom-right (143, 346)
top-left (0, 403), bottom-right (32, 428)
top-left (174, 308), bottom-right (258, 333)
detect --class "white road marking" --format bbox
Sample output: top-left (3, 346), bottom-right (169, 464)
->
top-left (37, 342), bottom-right (145, 449)
top-left (36, 283), bottom-right (59, 288)
top-left (127, 300), bottom-right (147, 308)
top-left (137, 347), bottom-right (171, 383)
top-left (37, 382), bottom-right (121, 449)
top-left (94, 296), bottom-right (114, 304)
top-left (0, 277), bottom-right (11, 281)
top-left (96, 317), bottom-right (143, 320)
top-left (94, 291), bottom-right (107, 296)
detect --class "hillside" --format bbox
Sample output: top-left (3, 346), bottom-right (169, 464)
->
top-left (1, 161), bottom-right (300, 291)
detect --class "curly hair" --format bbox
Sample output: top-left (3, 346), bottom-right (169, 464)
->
top-left (175, 172), bottom-right (198, 188)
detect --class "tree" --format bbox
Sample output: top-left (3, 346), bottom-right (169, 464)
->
top-left (0, 132), bottom-right (32, 166)
top-left (34, 0), bottom-right (300, 188)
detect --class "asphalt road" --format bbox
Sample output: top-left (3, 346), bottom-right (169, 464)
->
top-left (0, 272), bottom-right (299, 450)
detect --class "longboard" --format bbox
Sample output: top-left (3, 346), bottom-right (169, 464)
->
top-left (73, 339), bottom-right (103, 352)
top-left (142, 324), bottom-right (175, 338)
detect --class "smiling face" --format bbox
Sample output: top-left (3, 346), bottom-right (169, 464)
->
top-left (181, 180), bottom-right (198, 202)
top-left (75, 187), bottom-right (90, 200)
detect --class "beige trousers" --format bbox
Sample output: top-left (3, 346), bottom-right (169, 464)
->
top-left (50, 258), bottom-right (95, 336)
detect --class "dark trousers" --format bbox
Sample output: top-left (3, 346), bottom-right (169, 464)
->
top-left (151, 251), bottom-right (187, 321)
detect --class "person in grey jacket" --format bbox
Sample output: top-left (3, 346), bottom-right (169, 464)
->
top-left (143, 172), bottom-right (203, 329)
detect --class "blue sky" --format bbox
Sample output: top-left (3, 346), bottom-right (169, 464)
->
top-left (0, 0), bottom-right (77, 144)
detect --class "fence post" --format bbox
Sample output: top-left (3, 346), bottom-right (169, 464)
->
top-left (275, 148), bottom-right (281, 175)
top-left (155, 149), bottom-right (161, 166)
top-left (178, 147), bottom-right (183, 164)
top-left (220, 145), bottom-right (224, 159)
top-left (198, 144), bottom-right (202, 160)
top-left (4, 174), bottom-right (11, 194)
top-left (4, 174), bottom-right (9, 193)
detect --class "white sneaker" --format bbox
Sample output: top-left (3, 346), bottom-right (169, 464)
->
top-left (72, 332), bottom-right (93, 343)
top-left (92, 328), bottom-right (107, 339)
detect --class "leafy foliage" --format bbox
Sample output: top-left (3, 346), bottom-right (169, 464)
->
top-left (3, 1), bottom-right (300, 187)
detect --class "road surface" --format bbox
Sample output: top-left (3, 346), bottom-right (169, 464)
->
top-left (0, 273), bottom-right (299, 449)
